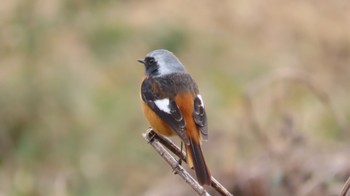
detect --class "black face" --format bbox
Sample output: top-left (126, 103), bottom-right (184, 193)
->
top-left (143, 57), bottom-right (159, 76)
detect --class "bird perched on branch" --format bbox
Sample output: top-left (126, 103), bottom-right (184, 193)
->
top-left (138, 49), bottom-right (211, 185)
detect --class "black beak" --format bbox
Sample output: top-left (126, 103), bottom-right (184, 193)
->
top-left (137, 59), bottom-right (145, 64)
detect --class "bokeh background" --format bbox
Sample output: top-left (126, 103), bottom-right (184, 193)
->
top-left (1, 0), bottom-right (350, 195)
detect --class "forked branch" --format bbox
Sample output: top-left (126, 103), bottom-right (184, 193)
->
top-left (143, 128), bottom-right (233, 196)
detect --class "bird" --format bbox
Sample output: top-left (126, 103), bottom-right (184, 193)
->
top-left (138, 49), bottom-right (211, 185)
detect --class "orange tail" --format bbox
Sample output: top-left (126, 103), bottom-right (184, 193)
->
top-left (186, 137), bottom-right (211, 185)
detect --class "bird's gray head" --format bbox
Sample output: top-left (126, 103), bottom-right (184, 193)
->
top-left (138, 49), bottom-right (186, 77)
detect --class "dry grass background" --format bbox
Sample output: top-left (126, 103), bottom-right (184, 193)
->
top-left (0, 0), bottom-right (350, 195)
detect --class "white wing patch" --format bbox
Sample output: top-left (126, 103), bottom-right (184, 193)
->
top-left (197, 95), bottom-right (205, 107)
top-left (154, 98), bottom-right (171, 114)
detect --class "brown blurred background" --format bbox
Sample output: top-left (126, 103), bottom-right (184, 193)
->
top-left (0, 0), bottom-right (349, 195)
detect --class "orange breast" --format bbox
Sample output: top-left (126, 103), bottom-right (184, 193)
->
top-left (142, 101), bottom-right (174, 136)
top-left (141, 92), bottom-right (200, 141)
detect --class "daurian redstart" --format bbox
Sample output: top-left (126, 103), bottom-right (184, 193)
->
top-left (138, 49), bottom-right (211, 185)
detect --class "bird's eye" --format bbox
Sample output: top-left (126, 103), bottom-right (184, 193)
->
top-left (148, 58), bottom-right (155, 64)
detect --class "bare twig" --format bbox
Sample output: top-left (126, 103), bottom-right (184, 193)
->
top-left (155, 132), bottom-right (186, 162)
top-left (340, 176), bottom-right (350, 196)
top-left (155, 132), bottom-right (233, 196)
top-left (143, 128), bottom-right (233, 196)
top-left (143, 130), bottom-right (210, 196)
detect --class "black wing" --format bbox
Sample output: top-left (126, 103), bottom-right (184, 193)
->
top-left (141, 78), bottom-right (189, 145)
top-left (193, 95), bottom-right (208, 140)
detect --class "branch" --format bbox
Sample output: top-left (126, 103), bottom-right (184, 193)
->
top-left (143, 129), bottom-right (210, 196)
top-left (143, 128), bottom-right (233, 196)
top-left (340, 176), bottom-right (350, 196)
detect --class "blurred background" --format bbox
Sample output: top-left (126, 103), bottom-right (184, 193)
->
top-left (1, 0), bottom-right (350, 195)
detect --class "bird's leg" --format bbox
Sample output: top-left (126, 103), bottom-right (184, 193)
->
top-left (173, 141), bottom-right (183, 175)
top-left (178, 141), bottom-right (183, 166)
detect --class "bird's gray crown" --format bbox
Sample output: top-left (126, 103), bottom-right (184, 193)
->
top-left (146, 49), bottom-right (186, 76)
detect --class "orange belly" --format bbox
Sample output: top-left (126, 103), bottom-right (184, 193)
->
top-left (142, 102), bottom-right (174, 136)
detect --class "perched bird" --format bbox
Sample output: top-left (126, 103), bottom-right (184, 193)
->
top-left (138, 49), bottom-right (211, 185)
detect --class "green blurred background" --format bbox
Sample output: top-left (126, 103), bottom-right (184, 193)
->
top-left (1, 0), bottom-right (349, 195)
